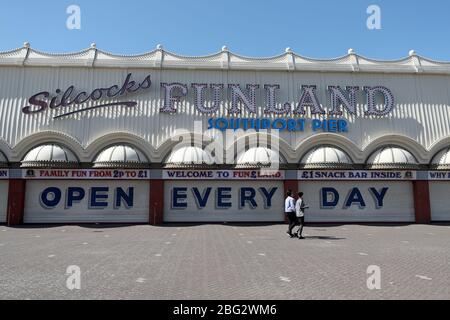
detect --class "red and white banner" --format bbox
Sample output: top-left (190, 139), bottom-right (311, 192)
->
top-left (298, 170), bottom-right (417, 181)
top-left (162, 170), bottom-right (285, 180)
top-left (22, 169), bottom-right (151, 180)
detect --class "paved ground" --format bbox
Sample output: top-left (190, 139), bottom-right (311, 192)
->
top-left (0, 223), bottom-right (449, 300)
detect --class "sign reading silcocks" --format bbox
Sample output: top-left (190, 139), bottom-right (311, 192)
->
top-left (22, 73), bottom-right (395, 133)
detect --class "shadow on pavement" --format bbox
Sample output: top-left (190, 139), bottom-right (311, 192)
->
top-left (303, 236), bottom-right (346, 241)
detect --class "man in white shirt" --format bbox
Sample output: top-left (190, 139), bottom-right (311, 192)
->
top-left (295, 192), bottom-right (308, 239)
top-left (285, 190), bottom-right (297, 238)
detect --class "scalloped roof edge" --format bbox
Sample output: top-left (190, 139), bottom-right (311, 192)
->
top-left (1, 45), bottom-right (450, 74)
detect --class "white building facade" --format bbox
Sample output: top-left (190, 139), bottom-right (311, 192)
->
top-left (1, 44), bottom-right (450, 224)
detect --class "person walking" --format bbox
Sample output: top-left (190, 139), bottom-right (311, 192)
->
top-left (285, 190), bottom-right (297, 238)
top-left (295, 192), bottom-right (308, 239)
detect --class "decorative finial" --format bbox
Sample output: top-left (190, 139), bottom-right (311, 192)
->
top-left (221, 46), bottom-right (229, 52)
top-left (23, 42), bottom-right (30, 48)
top-left (90, 43), bottom-right (97, 49)
top-left (285, 47), bottom-right (292, 53)
top-left (409, 50), bottom-right (416, 57)
top-left (156, 44), bottom-right (163, 50)
top-left (348, 48), bottom-right (355, 55)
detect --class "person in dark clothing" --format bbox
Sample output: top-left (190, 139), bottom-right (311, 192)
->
top-left (284, 190), bottom-right (297, 238)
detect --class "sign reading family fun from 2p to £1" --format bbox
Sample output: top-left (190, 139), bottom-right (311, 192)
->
top-left (21, 73), bottom-right (396, 134)
top-left (22, 169), bottom-right (151, 180)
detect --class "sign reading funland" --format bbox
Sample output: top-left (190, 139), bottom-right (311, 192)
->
top-left (22, 73), bottom-right (395, 134)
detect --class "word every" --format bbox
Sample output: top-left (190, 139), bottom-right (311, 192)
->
top-left (172, 187), bottom-right (278, 209)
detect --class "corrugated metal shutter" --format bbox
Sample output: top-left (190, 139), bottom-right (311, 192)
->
top-left (299, 181), bottom-right (415, 223)
top-left (429, 182), bottom-right (450, 221)
top-left (0, 181), bottom-right (8, 223)
top-left (164, 181), bottom-right (284, 222)
top-left (24, 180), bottom-right (149, 223)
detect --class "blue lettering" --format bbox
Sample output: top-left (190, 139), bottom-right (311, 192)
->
top-left (344, 188), bottom-right (366, 208)
top-left (90, 187), bottom-right (109, 208)
top-left (172, 187), bottom-right (188, 209)
top-left (217, 188), bottom-right (232, 208)
top-left (115, 187), bottom-right (134, 208)
top-left (338, 120), bottom-right (348, 132)
top-left (369, 187), bottom-right (389, 208)
top-left (240, 188), bottom-right (257, 208)
top-left (312, 120), bottom-right (322, 131)
top-left (272, 119), bottom-right (287, 131)
top-left (40, 187), bottom-right (62, 208)
top-left (321, 187), bottom-right (339, 208)
top-left (192, 187), bottom-right (212, 208)
top-left (66, 187), bottom-right (85, 208)
top-left (259, 187), bottom-right (277, 208)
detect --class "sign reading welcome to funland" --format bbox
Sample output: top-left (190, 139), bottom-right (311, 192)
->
top-left (22, 73), bottom-right (395, 133)
top-left (163, 170), bottom-right (285, 180)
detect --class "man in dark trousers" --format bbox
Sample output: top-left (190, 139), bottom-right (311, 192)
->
top-left (285, 190), bottom-right (297, 238)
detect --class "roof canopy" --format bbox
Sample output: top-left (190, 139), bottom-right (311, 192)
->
top-left (22, 144), bottom-right (78, 168)
top-left (236, 147), bottom-right (283, 169)
top-left (1, 44), bottom-right (449, 74)
top-left (300, 146), bottom-right (353, 169)
top-left (431, 147), bottom-right (450, 170)
top-left (94, 145), bottom-right (149, 168)
top-left (367, 146), bottom-right (418, 169)
top-left (165, 146), bottom-right (215, 168)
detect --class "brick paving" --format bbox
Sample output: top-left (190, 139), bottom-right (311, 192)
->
top-left (0, 223), bottom-right (449, 300)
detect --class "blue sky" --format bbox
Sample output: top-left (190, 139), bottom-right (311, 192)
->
top-left (0, 0), bottom-right (449, 60)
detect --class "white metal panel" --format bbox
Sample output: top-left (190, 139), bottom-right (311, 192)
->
top-left (299, 181), bottom-right (415, 222)
top-left (0, 67), bottom-right (449, 161)
top-left (24, 180), bottom-right (149, 223)
top-left (0, 181), bottom-right (8, 223)
top-left (429, 182), bottom-right (450, 221)
top-left (164, 181), bottom-right (284, 222)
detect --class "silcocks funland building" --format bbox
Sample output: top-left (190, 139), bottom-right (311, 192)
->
top-left (0, 44), bottom-right (450, 225)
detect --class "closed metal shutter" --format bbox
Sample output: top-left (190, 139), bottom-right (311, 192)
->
top-left (299, 181), bottom-right (415, 223)
top-left (0, 181), bottom-right (8, 223)
top-left (164, 181), bottom-right (284, 223)
top-left (24, 180), bottom-right (149, 223)
top-left (429, 182), bottom-right (450, 222)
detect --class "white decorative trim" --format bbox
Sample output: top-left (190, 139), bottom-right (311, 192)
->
top-left (1, 46), bottom-right (450, 74)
